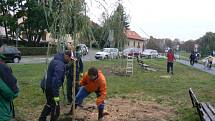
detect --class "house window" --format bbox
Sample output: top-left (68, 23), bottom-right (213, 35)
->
top-left (138, 42), bottom-right (140, 48)
top-left (42, 32), bottom-right (46, 41)
top-left (128, 41), bottom-right (129, 46)
top-left (133, 41), bottom-right (135, 47)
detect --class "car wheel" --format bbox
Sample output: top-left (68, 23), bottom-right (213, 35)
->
top-left (105, 55), bottom-right (108, 59)
top-left (13, 57), bottom-right (20, 63)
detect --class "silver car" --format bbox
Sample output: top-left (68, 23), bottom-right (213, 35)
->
top-left (141, 49), bottom-right (158, 58)
top-left (95, 48), bottom-right (119, 59)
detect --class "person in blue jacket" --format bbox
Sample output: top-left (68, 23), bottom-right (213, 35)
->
top-left (66, 46), bottom-right (83, 104)
top-left (0, 54), bottom-right (19, 121)
top-left (39, 51), bottom-right (71, 121)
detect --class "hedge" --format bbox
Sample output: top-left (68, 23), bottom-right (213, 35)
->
top-left (18, 47), bottom-right (57, 56)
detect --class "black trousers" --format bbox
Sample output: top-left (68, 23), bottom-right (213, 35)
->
top-left (190, 59), bottom-right (195, 65)
top-left (39, 90), bottom-right (60, 121)
top-left (209, 61), bottom-right (212, 68)
top-left (167, 62), bottom-right (173, 74)
top-left (66, 64), bottom-right (80, 103)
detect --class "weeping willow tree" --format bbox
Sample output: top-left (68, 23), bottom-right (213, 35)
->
top-left (97, 2), bottom-right (130, 75)
top-left (111, 3), bottom-right (129, 51)
top-left (39, 1), bottom-right (96, 120)
top-left (99, 3), bottom-right (129, 51)
top-left (39, 0), bottom-right (93, 52)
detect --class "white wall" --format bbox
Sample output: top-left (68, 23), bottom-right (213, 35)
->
top-left (125, 38), bottom-right (144, 49)
top-left (0, 26), bottom-right (6, 36)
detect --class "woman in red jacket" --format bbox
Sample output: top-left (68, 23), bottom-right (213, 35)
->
top-left (167, 49), bottom-right (176, 75)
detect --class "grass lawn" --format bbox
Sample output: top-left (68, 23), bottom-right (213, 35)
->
top-left (180, 51), bottom-right (190, 60)
top-left (10, 58), bottom-right (215, 121)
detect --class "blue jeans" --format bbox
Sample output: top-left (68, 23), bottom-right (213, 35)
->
top-left (75, 86), bottom-right (105, 109)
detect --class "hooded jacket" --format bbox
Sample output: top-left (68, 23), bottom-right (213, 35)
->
top-left (167, 51), bottom-right (175, 62)
top-left (80, 70), bottom-right (107, 106)
top-left (0, 61), bottom-right (19, 121)
top-left (41, 53), bottom-right (66, 97)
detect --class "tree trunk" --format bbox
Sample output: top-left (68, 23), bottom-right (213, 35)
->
top-left (33, 34), bottom-right (37, 45)
top-left (3, 22), bottom-right (9, 41)
top-left (27, 32), bottom-right (33, 47)
top-left (36, 31), bottom-right (44, 45)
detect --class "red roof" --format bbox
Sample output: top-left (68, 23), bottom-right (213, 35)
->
top-left (126, 30), bottom-right (144, 41)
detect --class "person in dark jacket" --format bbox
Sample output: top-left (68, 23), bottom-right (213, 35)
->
top-left (190, 51), bottom-right (196, 66)
top-left (66, 46), bottom-right (83, 104)
top-left (39, 51), bottom-right (71, 121)
top-left (0, 54), bottom-right (19, 121)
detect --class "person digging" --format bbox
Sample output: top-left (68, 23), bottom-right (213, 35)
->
top-left (67, 67), bottom-right (107, 121)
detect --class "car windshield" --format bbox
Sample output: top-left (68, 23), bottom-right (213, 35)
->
top-left (144, 49), bottom-right (152, 52)
top-left (134, 48), bottom-right (141, 52)
top-left (123, 48), bottom-right (132, 53)
top-left (103, 48), bottom-right (110, 52)
top-left (4, 47), bottom-right (16, 53)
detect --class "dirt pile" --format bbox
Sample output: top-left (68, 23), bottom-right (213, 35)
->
top-left (60, 99), bottom-right (176, 121)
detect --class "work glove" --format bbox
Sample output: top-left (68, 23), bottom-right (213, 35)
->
top-left (54, 97), bottom-right (60, 105)
top-left (80, 73), bottom-right (83, 78)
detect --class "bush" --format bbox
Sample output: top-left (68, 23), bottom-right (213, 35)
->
top-left (18, 47), bottom-right (57, 56)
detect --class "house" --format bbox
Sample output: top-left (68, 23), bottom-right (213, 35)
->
top-left (125, 30), bottom-right (146, 50)
top-left (0, 26), bottom-right (6, 37)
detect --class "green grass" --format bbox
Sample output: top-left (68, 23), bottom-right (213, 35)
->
top-left (10, 59), bottom-right (215, 120)
top-left (180, 51), bottom-right (190, 60)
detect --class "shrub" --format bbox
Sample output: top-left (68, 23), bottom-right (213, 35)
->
top-left (18, 47), bottom-right (57, 56)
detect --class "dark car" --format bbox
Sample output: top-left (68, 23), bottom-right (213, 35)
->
top-left (0, 46), bottom-right (21, 63)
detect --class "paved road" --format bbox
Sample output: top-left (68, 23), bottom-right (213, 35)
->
top-left (19, 49), bottom-right (98, 64)
top-left (177, 60), bottom-right (215, 75)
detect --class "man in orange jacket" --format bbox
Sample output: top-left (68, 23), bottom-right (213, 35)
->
top-left (68, 67), bottom-right (107, 121)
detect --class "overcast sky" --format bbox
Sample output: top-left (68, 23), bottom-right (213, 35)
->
top-left (86, 0), bottom-right (215, 41)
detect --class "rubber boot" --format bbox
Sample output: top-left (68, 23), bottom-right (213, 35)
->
top-left (98, 108), bottom-right (104, 121)
top-left (39, 104), bottom-right (51, 121)
top-left (50, 103), bottom-right (60, 121)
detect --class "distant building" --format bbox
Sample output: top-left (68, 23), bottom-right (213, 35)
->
top-left (125, 30), bottom-right (146, 50)
top-left (0, 26), bottom-right (6, 37)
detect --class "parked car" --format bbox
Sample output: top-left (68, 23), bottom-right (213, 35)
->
top-left (122, 48), bottom-right (142, 58)
top-left (141, 49), bottom-right (158, 58)
top-left (0, 46), bottom-right (21, 63)
top-left (77, 44), bottom-right (88, 55)
top-left (95, 48), bottom-right (119, 60)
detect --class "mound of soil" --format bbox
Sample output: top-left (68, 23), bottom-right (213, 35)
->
top-left (60, 98), bottom-right (176, 121)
